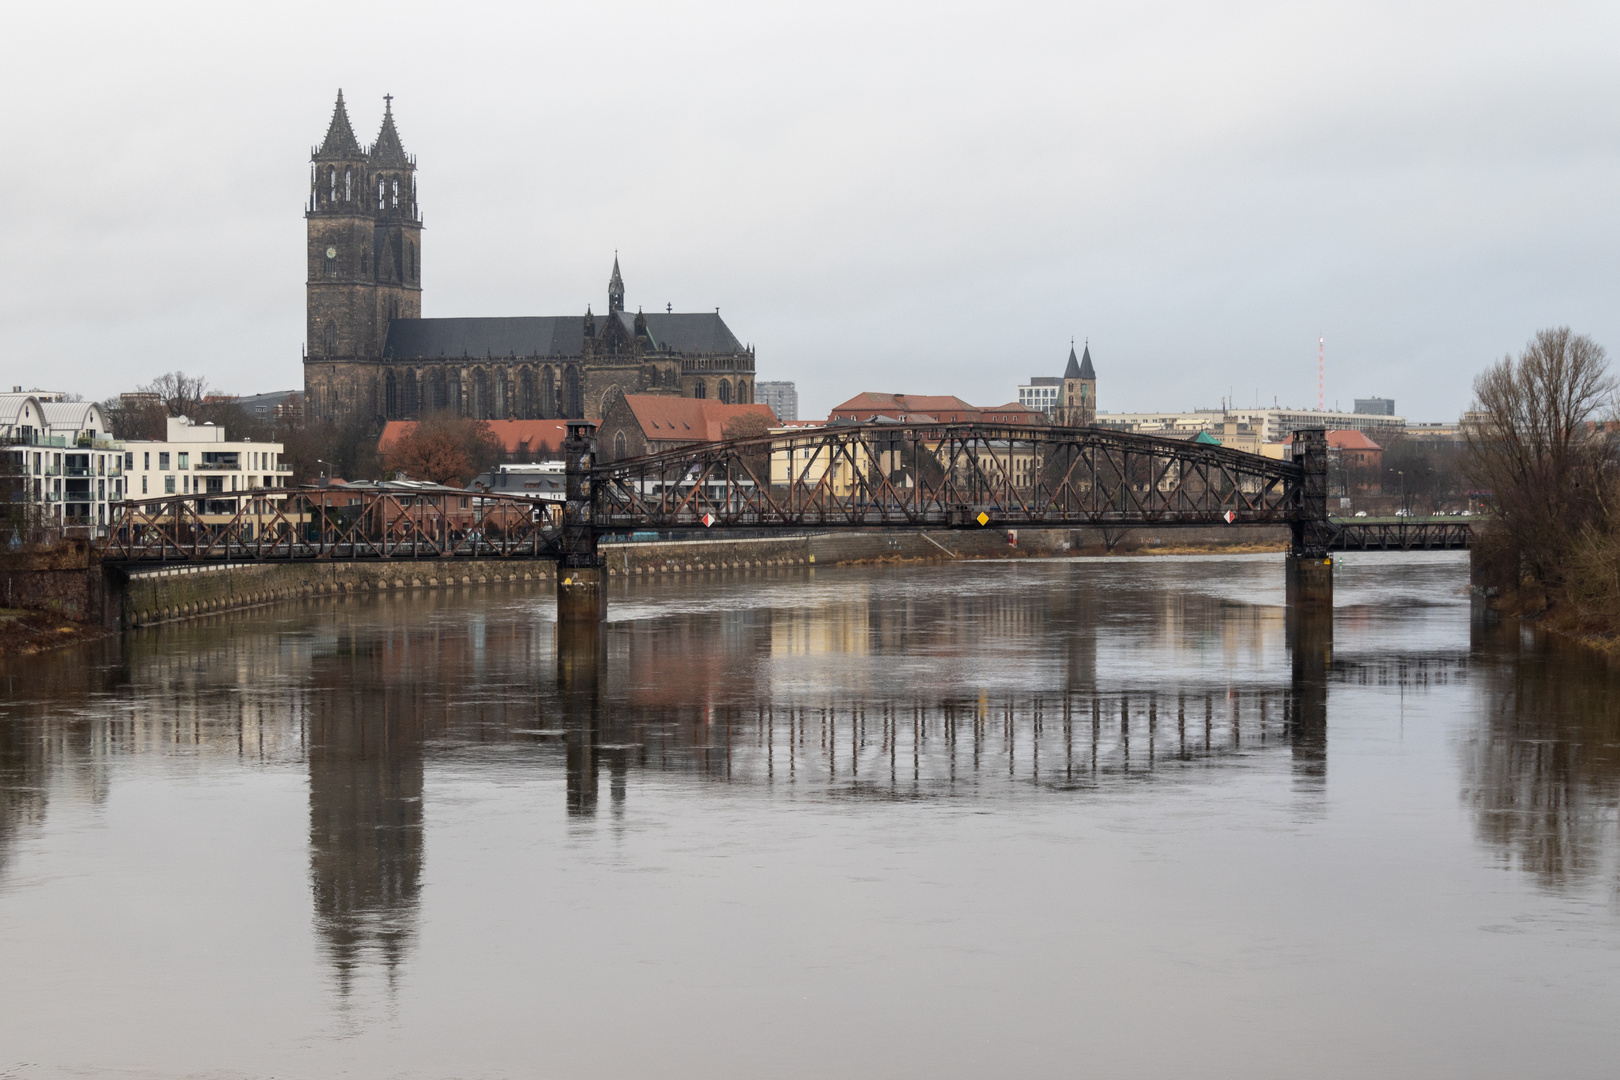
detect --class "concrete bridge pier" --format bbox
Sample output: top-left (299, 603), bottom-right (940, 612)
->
top-left (557, 420), bottom-right (607, 625)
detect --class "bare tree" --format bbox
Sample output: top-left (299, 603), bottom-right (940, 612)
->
top-left (139, 372), bottom-right (214, 417)
top-left (1467, 327), bottom-right (1618, 594)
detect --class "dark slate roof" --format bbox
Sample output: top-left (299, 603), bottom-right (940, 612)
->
top-left (1064, 346), bottom-right (1082, 380)
top-left (371, 99), bottom-right (410, 165)
top-left (316, 90), bottom-right (362, 160)
top-left (1078, 345), bottom-right (1095, 380)
top-left (383, 311), bottom-right (743, 359)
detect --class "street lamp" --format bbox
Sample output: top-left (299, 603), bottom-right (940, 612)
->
top-left (1397, 470), bottom-right (1405, 516)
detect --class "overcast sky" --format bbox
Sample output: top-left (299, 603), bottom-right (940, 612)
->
top-left (3, 1), bottom-right (1617, 421)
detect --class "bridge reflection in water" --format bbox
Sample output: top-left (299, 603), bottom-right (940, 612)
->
top-left (0, 556), bottom-right (1491, 999)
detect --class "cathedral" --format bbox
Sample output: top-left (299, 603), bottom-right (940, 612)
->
top-left (303, 92), bottom-right (757, 425)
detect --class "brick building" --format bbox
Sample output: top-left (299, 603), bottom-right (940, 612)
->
top-left (303, 92), bottom-right (757, 426)
top-left (596, 395), bottom-right (777, 462)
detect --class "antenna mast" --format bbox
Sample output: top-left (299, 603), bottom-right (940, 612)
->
top-left (1318, 337), bottom-right (1325, 411)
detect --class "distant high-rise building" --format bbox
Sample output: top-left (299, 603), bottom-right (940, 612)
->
top-left (1354, 397), bottom-right (1395, 416)
top-left (756, 381), bottom-right (798, 422)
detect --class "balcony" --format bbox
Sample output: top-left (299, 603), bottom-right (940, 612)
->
top-left (192, 462), bottom-right (241, 472)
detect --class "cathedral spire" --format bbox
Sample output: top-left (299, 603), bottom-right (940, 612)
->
top-left (1064, 342), bottom-right (1082, 380)
top-left (370, 94), bottom-right (410, 166)
top-left (608, 254), bottom-right (625, 314)
top-left (315, 89), bottom-right (362, 160)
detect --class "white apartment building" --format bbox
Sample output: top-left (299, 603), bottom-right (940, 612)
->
top-left (1095, 407), bottom-right (1406, 444)
top-left (1018, 377), bottom-right (1063, 417)
top-left (123, 416), bottom-right (292, 506)
top-left (2, 390), bottom-right (124, 533)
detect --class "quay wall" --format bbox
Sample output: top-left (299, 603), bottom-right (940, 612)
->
top-left (120, 559), bottom-right (556, 629)
top-left (602, 525), bottom-right (1289, 578)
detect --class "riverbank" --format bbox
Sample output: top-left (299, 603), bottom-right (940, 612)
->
top-left (0, 607), bottom-right (114, 656)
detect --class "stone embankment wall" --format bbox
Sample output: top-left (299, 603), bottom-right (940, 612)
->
top-left (122, 559), bottom-right (556, 628)
top-left (601, 525), bottom-right (1287, 578)
top-left (0, 539), bottom-right (111, 624)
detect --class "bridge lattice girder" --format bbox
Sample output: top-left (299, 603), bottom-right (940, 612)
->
top-left (101, 488), bottom-right (562, 564)
top-left (594, 422), bottom-right (1307, 530)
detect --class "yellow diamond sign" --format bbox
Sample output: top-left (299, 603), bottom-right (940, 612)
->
top-left (976, 511), bottom-right (990, 526)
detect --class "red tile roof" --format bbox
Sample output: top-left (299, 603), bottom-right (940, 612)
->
top-left (623, 396), bottom-right (777, 443)
top-left (1282, 429), bottom-right (1384, 451)
top-left (831, 393), bottom-right (1046, 424)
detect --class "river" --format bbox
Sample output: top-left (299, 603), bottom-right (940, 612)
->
top-left (1, 552), bottom-right (1618, 1078)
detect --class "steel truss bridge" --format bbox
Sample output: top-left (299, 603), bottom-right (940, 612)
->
top-left (96, 423), bottom-right (1470, 565)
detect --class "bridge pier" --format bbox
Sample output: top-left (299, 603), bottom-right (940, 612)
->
top-left (1285, 554), bottom-right (1334, 610)
top-left (1287, 428), bottom-right (1334, 613)
top-left (558, 420), bottom-right (606, 624)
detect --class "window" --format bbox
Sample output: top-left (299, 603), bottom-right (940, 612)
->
top-left (345, 169), bottom-right (351, 202)
top-left (323, 321), bottom-right (337, 354)
top-left (329, 167), bottom-right (336, 204)
top-left (143, 452), bottom-right (150, 470)
top-left (158, 452), bottom-right (169, 470)
top-left (392, 179), bottom-right (399, 208)
top-left (695, 381), bottom-right (707, 399)
top-left (124, 453), bottom-right (133, 469)
top-left (614, 432), bottom-right (627, 460)
top-left (177, 452), bottom-right (189, 470)
top-left (718, 380), bottom-right (732, 404)
top-left (142, 476), bottom-right (148, 495)
top-left (379, 179), bottom-right (385, 209)
top-left (164, 476), bottom-right (175, 494)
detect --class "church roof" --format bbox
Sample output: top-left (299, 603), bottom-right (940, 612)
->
top-left (382, 311), bottom-right (744, 359)
top-left (315, 90), bottom-right (362, 159)
top-left (1064, 343), bottom-right (1096, 380)
top-left (370, 97), bottom-right (410, 166)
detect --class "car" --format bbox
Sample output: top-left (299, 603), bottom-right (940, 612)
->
top-left (1395, 508), bottom-right (1411, 517)
top-left (1354, 510), bottom-right (1368, 517)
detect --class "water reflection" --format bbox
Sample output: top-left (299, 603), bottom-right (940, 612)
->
top-left (1464, 619), bottom-right (1620, 889)
top-left (3, 555), bottom-right (1595, 1010)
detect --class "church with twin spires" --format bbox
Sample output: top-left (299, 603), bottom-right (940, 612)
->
top-left (303, 91), bottom-right (758, 426)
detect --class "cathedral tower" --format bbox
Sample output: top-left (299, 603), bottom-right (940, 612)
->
top-left (305, 92), bottom-right (422, 420)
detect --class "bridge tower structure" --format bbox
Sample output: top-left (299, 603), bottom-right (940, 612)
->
top-left (1286, 427), bottom-right (1333, 612)
top-left (558, 420), bottom-right (607, 623)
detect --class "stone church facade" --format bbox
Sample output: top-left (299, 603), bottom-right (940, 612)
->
top-left (303, 92), bottom-right (756, 426)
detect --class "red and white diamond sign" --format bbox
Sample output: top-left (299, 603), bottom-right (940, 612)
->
top-left (1223, 510), bottom-right (1236, 524)
top-left (701, 513), bottom-right (716, 527)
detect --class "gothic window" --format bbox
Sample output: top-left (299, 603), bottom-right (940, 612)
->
top-left (392, 179), bottom-right (399, 208)
top-left (391, 232), bottom-right (404, 282)
top-left (564, 366), bottom-right (582, 418)
top-left (694, 380), bottom-right (707, 400)
top-left (739, 380), bottom-right (752, 405)
top-left (329, 167), bottom-right (335, 204)
top-left (378, 179), bottom-right (385, 210)
top-left (385, 372), bottom-right (397, 417)
top-left (322, 321), bottom-right (337, 354)
top-left (429, 370), bottom-right (446, 411)
top-left (345, 169), bottom-right (351, 201)
top-left (519, 368), bottom-right (537, 418)
top-left (540, 367), bottom-right (556, 417)
top-left (718, 380), bottom-right (732, 404)
top-left (408, 242), bottom-right (415, 281)
top-left (613, 432), bottom-right (627, 461)
top-left (473, 369), bottom-right (490, 419)
top-left (403, 370), bottom-right (418, 415)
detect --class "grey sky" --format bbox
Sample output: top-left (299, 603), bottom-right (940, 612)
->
top-left (3, 1), bottom-right (1616, 422)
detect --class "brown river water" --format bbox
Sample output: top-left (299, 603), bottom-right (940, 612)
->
top-left (1, 552), bottom-right (1618, 1078)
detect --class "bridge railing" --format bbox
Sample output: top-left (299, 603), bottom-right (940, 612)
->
top-left (593, 421), bottom-right (1308, 530)
top-left (102, 487), bottom-right (563, 564)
